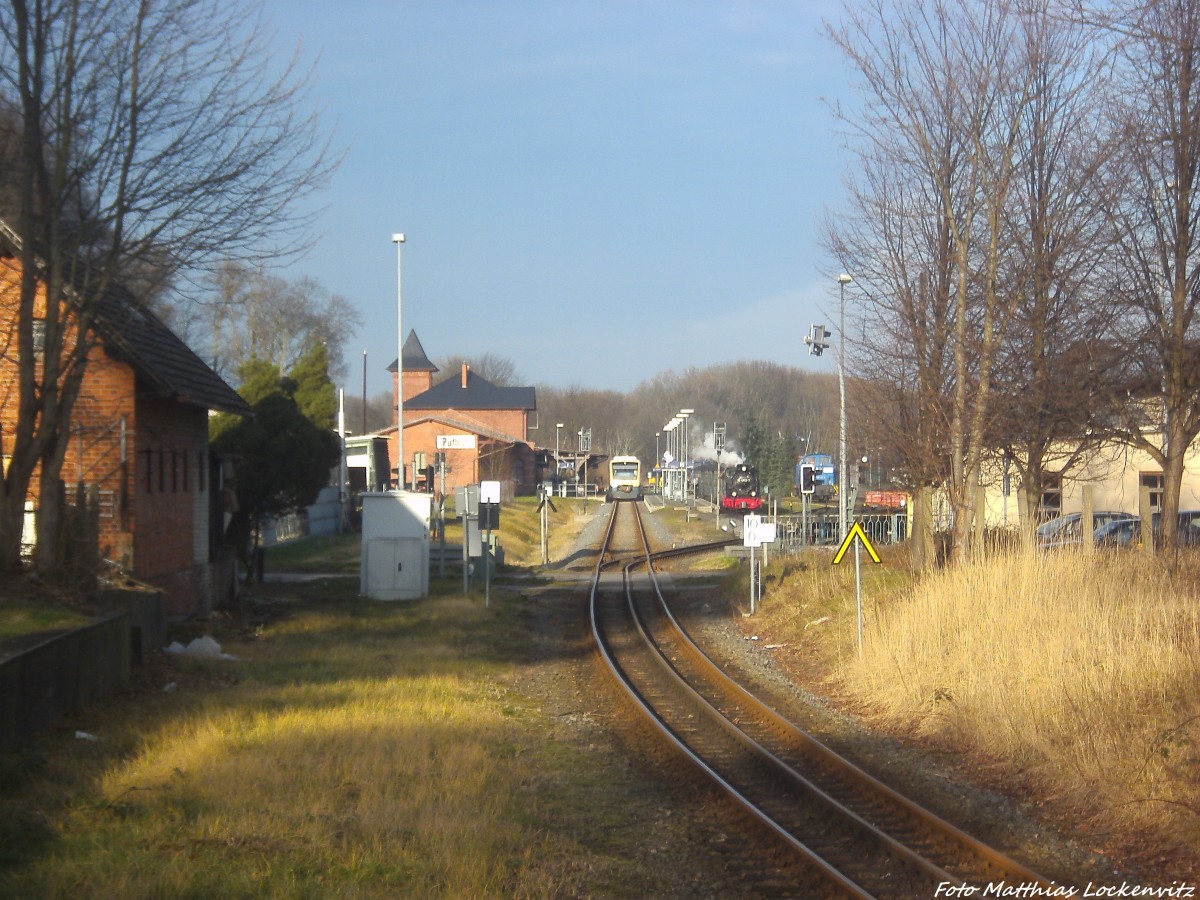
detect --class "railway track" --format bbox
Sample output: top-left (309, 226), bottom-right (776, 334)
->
top-left (589, 500), bottom-right (1062, 898)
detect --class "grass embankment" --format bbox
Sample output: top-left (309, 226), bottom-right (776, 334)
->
top-left (0, 576), bottom-right (633, 897)
top-left (261, 495), bottom-right (588, 575)
top-left (751, 546), bottom-right (1200, 871)
top-left (0, 600), bottom-right (92, 641)
top-left (1, 499), bottom-right (642, 896)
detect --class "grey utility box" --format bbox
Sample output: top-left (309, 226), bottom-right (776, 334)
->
top-left (360, 491), bottom-right (431, 600)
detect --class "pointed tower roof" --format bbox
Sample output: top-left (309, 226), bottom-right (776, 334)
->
top-left (387, 329), bottom-right (439, 373)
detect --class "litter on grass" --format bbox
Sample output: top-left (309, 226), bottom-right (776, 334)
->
top-left (164, 635), bottom-right (237, 660)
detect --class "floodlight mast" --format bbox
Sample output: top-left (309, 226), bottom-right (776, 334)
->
top-left (393, 233), bottom-right (406, 489)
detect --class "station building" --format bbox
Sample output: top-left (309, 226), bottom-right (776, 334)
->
top-left (382, 331), bottom-right (540, 499)
top-left (0, 218), bottom-right (251, 615)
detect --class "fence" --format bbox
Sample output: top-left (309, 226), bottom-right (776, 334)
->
top-left (771, 510), bottom-right (910, 551)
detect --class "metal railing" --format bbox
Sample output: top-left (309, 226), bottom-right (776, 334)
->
top-left (771, 511), bottom-right (909, 550)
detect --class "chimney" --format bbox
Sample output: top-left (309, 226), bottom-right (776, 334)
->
top-left (461, 363), bottom-right (469, 389)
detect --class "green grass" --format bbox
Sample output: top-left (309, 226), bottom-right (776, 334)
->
top-left (0, 600), bottom-right (92, 641)
top-left (262, 533), bottom-right (362, 574)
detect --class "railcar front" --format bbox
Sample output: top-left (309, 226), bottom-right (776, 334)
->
top-left (607, 455), bottom-right (642, 501)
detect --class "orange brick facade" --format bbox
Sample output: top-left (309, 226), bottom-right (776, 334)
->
top-left (1, 253), bottom-right (226, 615)
top-left (389, 359), bottom-right (538, 496)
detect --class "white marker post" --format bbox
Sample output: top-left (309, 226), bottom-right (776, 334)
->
top-left (744, 514), bottom-right (761, 614)
top-left (480, 480), bottom-right (501, 607)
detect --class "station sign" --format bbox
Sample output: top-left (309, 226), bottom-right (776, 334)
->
top-left (437, 434), bottom-right (477, 450)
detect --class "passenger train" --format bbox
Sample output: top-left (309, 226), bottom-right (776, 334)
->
top-left (607, 455), bottom-right (642, 501)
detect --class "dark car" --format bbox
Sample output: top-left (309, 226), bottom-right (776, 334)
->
top-left (1152, 510), bottom-right (1200, 546)
top-left (1093, 517), bottom-right (1142, 547)
top-left (1092, 511), bottom-right (1200, 548)
top-left (1036, 511), bottom-right (1138, 548)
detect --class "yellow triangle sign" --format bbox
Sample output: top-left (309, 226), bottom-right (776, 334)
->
top-left (832, 522), bottom-right (881, 565)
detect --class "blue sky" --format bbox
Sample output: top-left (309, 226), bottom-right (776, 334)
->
top-left (259, 0), bottom-right (853, 397)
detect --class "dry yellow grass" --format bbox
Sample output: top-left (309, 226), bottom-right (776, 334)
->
top-left (828, 549), bottom-right (1200, 862)
top-left (1, 591), bottom-right (590, 898)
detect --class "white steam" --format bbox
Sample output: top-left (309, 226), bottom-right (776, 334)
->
top-left (692, 431), bottom-right (744, 467)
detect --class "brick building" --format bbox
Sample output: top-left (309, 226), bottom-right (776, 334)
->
top-left (0, 221), bottom-right (251, 614)
top-left (386, 331), bottom-right (539, 496)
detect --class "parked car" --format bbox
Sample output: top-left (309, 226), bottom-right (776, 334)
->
top-left (1093, 517), bottom-right (1142, 548)
top-left (1090, 511), bottom-right (1200, 548)
top-left (1146, 510), bottom-right (1200, 547)
top-left (1036, 511), bottom-right (1138, 549)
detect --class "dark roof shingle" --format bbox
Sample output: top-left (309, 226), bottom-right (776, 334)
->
top-left (0, 218), bottom-right (250, 416)
top-left (406, 369), bottom-right (536, 412)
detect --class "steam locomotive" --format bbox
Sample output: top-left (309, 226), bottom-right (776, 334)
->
top-left (721, 463), bottom-right (764, 512)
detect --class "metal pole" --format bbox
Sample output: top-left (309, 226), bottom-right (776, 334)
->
top-left (855, 541), bottom-right (863, 657)
top-left (337, 389), bottom-right (346, 533)
top-left (393, 234), bottom-right (406, 491)
top-left (439, 461), bottom-right (446, 577)
top-left (838, 273), bottom-right (852, 542)
top-left (750, 544), bottom-right (756, 615)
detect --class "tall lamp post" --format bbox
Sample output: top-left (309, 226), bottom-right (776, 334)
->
top-left (556, 422), bottom-right (566, 494)
top-left (838, 272), bottom-right (852, 541)
top-left (663, 419), bottom-right (678, 500)
top-left (393, 233), bottom-right (406, 491)
top-left (670, 418), bottom-right (680, 500)
top-left (679, 408), bottom-right (694, 504)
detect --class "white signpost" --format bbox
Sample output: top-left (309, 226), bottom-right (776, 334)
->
top-left (742, 515), bottom-right (775, 614)
top-left (479, 481), bottom-right (501, 605)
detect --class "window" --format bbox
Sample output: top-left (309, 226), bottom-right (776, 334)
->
top-left (1141, 472), bottom-right (1164, 514)
top-left (1039, 473), bottom-right (1062, 517)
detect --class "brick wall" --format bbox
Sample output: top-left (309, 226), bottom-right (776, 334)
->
top-left (132, 396), bottom-right (209, 615)
top-left (397, 418), bottom-right (537, 496)
top-left (1, 253), bottom-right (216, 616)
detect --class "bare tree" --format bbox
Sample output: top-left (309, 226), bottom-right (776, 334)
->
top-left (1089, 0), bottom-right (1200, 550)
top-left (186, 263), bottom-right (361, 383)
top-left (434, 353), bottom-right (520, 387)
top-left (0, 0), bottom-right (337, 573)
top-left (829, 0), bottom-right (1041, 562)
top-left (987, 2), bottom-right (1114, 541)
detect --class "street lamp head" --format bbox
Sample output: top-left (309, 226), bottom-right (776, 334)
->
top-left (838, 272), bottom-right (852, 285)
top-left (392, 233), bottom-right (406, 244)
top-left (556, 422), bottom-right (564, 428)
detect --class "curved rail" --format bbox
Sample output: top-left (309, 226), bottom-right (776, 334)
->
top-left (588, 501), bottom-right (1060, 897)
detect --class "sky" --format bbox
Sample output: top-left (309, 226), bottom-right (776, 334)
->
top-left (257, 0), bottom-right (855, 398)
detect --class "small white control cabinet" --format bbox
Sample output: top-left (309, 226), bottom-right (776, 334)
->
top-left (360, 491), bottom-right (432, 600)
